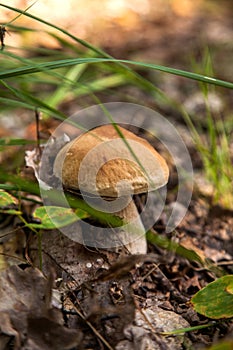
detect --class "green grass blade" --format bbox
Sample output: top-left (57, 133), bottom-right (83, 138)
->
top-left (0, 80), bottom-right (67, 120)
top-left (0, 56), bottom-right (232, 88)
top-left (0, 2), bottom-right (161, 99)
top-left (0, 138), bottom-right (38, 146)
top-left (0, 170), bottom-right (227, 274)
top-left (46, 64), bottom-right (88, 107)
top-left (1, 2), bottom-right (231, 106)
top-left (5, 0), bottom-right (38, 25)
top-left (161, 323), bottom-right (215, 335)
top-left (146, 230), bottom-right (225, 277)
top-left (72, 74), bottom-right (127, 97)
top-left (0, 96), bottom-right (39, 110)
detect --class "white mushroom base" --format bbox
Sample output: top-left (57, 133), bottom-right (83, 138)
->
top-left (112, 198), bottom-right (147, 255)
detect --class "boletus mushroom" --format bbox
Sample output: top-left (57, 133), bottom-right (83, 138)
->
top-left (53, 124), bottom-right (169, 254)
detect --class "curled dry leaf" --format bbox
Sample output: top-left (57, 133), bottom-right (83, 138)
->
top-left (0, 265), bottom-right (82, 350)
top-left (25, 134), bottom-right (70, 189)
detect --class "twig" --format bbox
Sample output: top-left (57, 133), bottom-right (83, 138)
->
top-left (70, 301), bottom-right (114, 350)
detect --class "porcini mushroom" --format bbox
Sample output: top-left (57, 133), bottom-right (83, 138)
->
top-left (53, 125), bottom-right (169, 254)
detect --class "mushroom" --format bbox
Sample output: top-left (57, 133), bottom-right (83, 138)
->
top-left (53, 124), bottom-right (169, 254)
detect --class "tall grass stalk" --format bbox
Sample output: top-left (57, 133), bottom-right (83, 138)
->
top-left (188, 48), bottom-right (233, 208)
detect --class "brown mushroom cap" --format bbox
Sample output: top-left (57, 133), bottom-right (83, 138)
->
top-left (53, 125), bottom-right (169, 197)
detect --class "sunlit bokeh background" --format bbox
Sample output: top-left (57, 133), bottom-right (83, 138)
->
top-left (1, 0), bottom-right (231, 62)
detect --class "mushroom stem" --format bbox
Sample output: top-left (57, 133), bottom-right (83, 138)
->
top-left (113, 197), bottom-right (147, 255)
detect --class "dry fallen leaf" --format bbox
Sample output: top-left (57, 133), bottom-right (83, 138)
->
top-left (0, 265), bottom-right (82, 350)
top-left (95, 253), bottom-right (162, 282)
